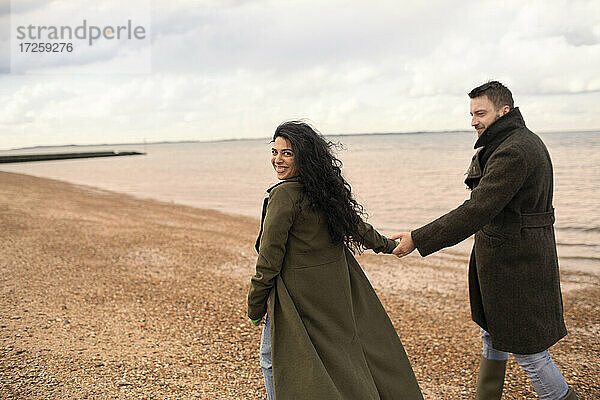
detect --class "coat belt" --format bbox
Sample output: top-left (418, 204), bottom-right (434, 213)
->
top-left (286, 245), bottom-right (344, 268)
top-left (520, 208), bottom-right (555, 228)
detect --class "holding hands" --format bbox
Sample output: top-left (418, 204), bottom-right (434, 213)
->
top-left (391, 232), bottom-right (416, 258)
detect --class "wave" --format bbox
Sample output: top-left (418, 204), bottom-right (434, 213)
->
top-left (559, 256), bottom-right (600, 262)
top-left (556, 242), bottom-right (599, 248)
top-left (556, 226), bottom-right (600, 233)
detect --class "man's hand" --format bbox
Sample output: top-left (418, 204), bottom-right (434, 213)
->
top-left (390, 232), bottom-right (416, 258)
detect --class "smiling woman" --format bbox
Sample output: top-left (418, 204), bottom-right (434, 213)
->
top-left (247, 121), bottom-right (423, 400)
top-left (271, 137), bottom-right (298, 180)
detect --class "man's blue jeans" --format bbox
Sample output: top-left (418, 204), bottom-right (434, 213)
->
top-left (481, 329), bottom-right (569, 400)
top-left (260, 316), bottom-right (275, 400)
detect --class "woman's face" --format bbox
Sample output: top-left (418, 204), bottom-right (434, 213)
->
top-left (271, 136), bottom-right (298, 180)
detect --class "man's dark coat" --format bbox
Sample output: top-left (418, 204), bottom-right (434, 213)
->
top-left (412, 107), bottom-right (567, 354)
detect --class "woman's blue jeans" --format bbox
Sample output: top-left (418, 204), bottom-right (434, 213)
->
top-left (260, 316), bottom-right (275, 399)
top-left (481, 329), bottom-right (569, 400)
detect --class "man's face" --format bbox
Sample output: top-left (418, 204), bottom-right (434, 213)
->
top-left (470, 95), bottom-right (509, 137)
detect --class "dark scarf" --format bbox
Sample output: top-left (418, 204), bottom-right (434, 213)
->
top-left (465, 107), bottom-right (526, 189)
top-left (475, 107), bottom-right (526, 169)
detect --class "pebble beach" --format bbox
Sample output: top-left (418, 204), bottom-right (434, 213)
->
top-left (1, 171), bottom-right (598, 399)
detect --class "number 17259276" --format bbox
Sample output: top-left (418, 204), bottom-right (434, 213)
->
top-left (19, 42), bottom-right (73, 52)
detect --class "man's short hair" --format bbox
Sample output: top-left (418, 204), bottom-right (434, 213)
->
top-left (468, 81), bottom-right (514, 110)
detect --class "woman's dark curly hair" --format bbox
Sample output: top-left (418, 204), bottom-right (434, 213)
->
top-left (273, 121), bottom-right (366, 253)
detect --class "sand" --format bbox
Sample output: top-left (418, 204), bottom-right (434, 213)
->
top-left (1, 171), bottom-right (598, 399)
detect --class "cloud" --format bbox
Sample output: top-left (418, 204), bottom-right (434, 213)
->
top-left (511, 1), bottom-right (600, 46)
top-left (0, 0), bottom-right (599, 149)
top-left (0, 77), bottom-right (76, 124)
top-left (150, 1), bottom-right (455, 74)
top-left (148, 0), bottom-right (600, 95)
top-left (399, 0), bottom-right (600, 97)
top-left (3, 0), bottom-right (52, 16)
top-left (0, 0), bottom-right (8, 16)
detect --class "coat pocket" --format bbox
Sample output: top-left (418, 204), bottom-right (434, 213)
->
top-left (477, 226), bottom-right (507, 248)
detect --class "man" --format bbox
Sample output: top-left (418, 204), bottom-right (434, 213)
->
top-left (392, 81), bottom-right (577, 400)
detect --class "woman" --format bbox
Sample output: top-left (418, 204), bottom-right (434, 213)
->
top-left (248, 121), bottom-right (423, 400)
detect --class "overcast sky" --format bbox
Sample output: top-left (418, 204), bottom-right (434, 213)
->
top-left (1, 0), bottom-right (599, 149)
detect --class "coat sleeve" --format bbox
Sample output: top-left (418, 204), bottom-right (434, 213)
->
top-left (247, 186), bottom-right (297, 320)
top-left (358, 219), bottom-right (397, 254)
top-left (412, 144), bottom-right (528, 257)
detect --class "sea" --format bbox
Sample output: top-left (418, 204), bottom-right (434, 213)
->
top-left (1, 131), bottom-right (599, 274)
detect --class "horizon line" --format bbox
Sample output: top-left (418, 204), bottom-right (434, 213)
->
top-left (3, 128), bottom-right (599, 151)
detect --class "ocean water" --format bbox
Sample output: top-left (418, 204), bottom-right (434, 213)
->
top-left (1, 131), bottom-right (599, 274)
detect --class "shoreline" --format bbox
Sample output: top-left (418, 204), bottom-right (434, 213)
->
top-left (2, 168), bottom-right (596, 277)
top-left (1, 171), bottom-right (598, 398)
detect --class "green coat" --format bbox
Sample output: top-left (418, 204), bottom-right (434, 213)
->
top-left (248, 178), bottom-right (423, 400)
top-left (412, 108), bottom-right (567, 354)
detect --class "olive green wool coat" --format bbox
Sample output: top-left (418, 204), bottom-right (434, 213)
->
top-left (412, 108), bottom-right (567, 354)
top-left (248, 179), bottom-right (423, 400)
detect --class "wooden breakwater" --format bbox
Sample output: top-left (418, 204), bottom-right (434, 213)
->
top-left (0, 151), bottom-right (145, 163)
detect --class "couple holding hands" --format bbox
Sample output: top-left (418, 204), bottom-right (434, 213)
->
top-left (247, 82), bottom-right (576, 400)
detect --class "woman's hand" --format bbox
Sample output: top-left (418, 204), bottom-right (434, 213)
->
top-left (390, 232), bottom-right (416, 258)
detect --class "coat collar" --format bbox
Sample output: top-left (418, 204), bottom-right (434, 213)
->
top-left (266, 176), bottom-right (300, 193)
top-left (464, 148), bottom-right (483, 188)
top-left (465, 107), bottom-right (526, 189)
top-left (473, 107), bottom-right (525, 150)
top-left (256, 176), bottom-right (300, 252)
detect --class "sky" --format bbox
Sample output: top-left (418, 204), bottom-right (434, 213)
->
top-left (0, 0), bottom-right (599, 149)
